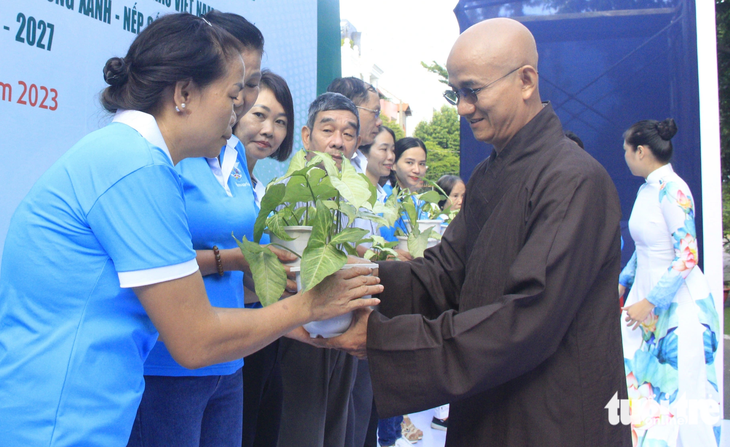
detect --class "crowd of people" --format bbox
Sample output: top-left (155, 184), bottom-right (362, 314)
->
top-left (0, 10), bottom-right (720, 447)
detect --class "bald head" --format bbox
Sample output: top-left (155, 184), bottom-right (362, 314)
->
top-left (450, 18), bottom-right (537, 75)
top-left (446, 18), bottom-right (542, 150)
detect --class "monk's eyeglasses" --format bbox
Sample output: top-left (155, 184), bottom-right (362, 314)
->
top-left (444, 66), bottom-right (522, 106)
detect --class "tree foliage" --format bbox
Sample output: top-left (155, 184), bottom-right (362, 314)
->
top-left (414, 105), bottom-right (460, 152)
top-left (421, 60), bottom-right (449, 85)
top-left (380, 114), bottom-right (406, 141)
top-left (412, 105), bottom-right (461, 182)
top-left (424, 141), bottom-right (460, 183)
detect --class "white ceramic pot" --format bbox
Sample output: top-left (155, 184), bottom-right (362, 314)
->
top-left (267, 226), bottom-right (312, 267)
top-left (292, 263), bottom-right (378, 338)
top-left (396, 236), bottom-right (409, 252)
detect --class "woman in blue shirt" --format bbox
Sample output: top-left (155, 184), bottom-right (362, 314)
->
top-left (380, 137), bottom-right (430, 246)
top-left (233, 70), bottom-right (295, 447)
top-left (0, 13), bottom-right (382, 447)
top-left (127, 14), bottom-right (297, 447)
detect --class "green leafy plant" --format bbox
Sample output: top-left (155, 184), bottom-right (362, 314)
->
top-left (235, 151), bottom-right (390, 306)
top-left (362, 235), bottom-right (400, 262)
top-left (386, 184), bottom-right (445, 258)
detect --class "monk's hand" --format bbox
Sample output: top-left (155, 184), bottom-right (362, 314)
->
top-left (621, 299), bottom-right (655, 331)
top-left (283, 326), bottom-right (330, 348)
top-left (303, 266), bottom-right (381, 322)
top-left (325, 307), bottom-right (372, 359)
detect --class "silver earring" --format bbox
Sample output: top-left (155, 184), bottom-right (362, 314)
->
top-left (181, 103), bottom-right (186, 109)
top-left (175, 106), bottom-right (181, 112)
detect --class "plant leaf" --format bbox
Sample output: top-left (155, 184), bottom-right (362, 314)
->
top-left (378, 193), bottom-right (401, 227)
top-left (266, 213), bottom-right (294, 241)
top-left (339, 203), bottom-right (359, 224)
top-left (282, 174), bottom-right (313, 204)
top-left (307, 152), bottom-right (339, 178)
top-left (356, 208), bottom-right (388, 227)
top-left (343, 243), bottom-right (359, 256)
top-left (300, 243), bottom-right (347, 292)
top-left (254, 182), bottom-right (286, 242)
top-left (407, 227), bottom-right (436, 258)
top-left (311, 175), bottom-right (338, 200)
top-left (402, 198), bottom-right (419, 235)
top-left (362, 173), bottom-right (378, 208)
top-left (308, 200), bottom-right (332, 249)
top-left (282, 149), bottom-right (307, 178)
top-left (417, 190), bottom-right (442, 204)
top-left (234, 235), bottom-right (287, 307)
top-left (329, 227), bottom-right (369, 246)
top-left (330, 159), bottom-right (373, 209)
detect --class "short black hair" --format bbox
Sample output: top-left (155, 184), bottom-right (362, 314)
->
top-left (306, 92), bottom-right (359, 135)
top-left (260, 70), bottom-right (294, 162)
top-left (326, 77), bottom-right (377, 106)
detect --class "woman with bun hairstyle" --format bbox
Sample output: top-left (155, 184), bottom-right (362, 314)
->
top-left (618, 119), bottom-right (720, 446)
top-left (0, 13), bottom-right (381, 447)
top-left (128, 14), bottom-right (297, 447)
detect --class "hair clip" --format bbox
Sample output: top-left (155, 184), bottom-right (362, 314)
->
top-left (201, 17), bottom-right (212, 27)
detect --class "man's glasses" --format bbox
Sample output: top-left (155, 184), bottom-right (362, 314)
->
top-left (356, 105), bottom-right (381, 117)
top-left (443, 66), bottom-right (522, 105)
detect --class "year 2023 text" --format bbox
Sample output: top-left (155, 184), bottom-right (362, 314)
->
top-left (0, 81), bottom-right (58, 111)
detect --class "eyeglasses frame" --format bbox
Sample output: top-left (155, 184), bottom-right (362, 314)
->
top-left (444, 65), bottom-right (524, 106)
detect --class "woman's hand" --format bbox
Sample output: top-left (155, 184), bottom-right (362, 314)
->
top-left (302, 266), bottom-right (382, 322)
top-left (267, 245), bottom-right (298, 292)
top-left (618, 284), bottom-right (626, 300)
top-left (621, 299), bottom-right (655, 330)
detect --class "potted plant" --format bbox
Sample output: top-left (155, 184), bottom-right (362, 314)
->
top-left (235, 151), bottom-right (390, 336)
top-left (385, 184), bottom-right (445, 258)
top-left (362, 235), bottom-right (400, 262)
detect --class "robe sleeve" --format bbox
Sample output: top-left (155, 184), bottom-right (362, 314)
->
top-left (367, 172), bottom-right (620, 417)
top-left (618, 251), bottom-right (637, 288)
top-left (644, 179), bottom-right (699, 309)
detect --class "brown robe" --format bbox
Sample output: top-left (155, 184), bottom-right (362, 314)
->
top-left (368, 104), bottom-right (632, 446)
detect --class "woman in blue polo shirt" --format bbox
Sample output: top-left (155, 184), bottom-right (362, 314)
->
top-left (235, 70), bottom-right (295, 447)
top-left (0, 13), bottom-right (382, 447)
top-left (127, 14), bottom-right (291, 447)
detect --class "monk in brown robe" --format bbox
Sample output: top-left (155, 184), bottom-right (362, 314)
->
top-left (324, 18), bottom-right (632, 447)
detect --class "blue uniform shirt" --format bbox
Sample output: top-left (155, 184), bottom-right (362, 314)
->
top-left (143, 136), bottom-right (257, 377)
top-left (0, 110), bottom-right (197, 446)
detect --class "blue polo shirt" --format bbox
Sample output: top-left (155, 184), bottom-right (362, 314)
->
top-left (143, 136), bottom-right (257, 377)
top-left (0, 110), bottom-right (197, 446)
